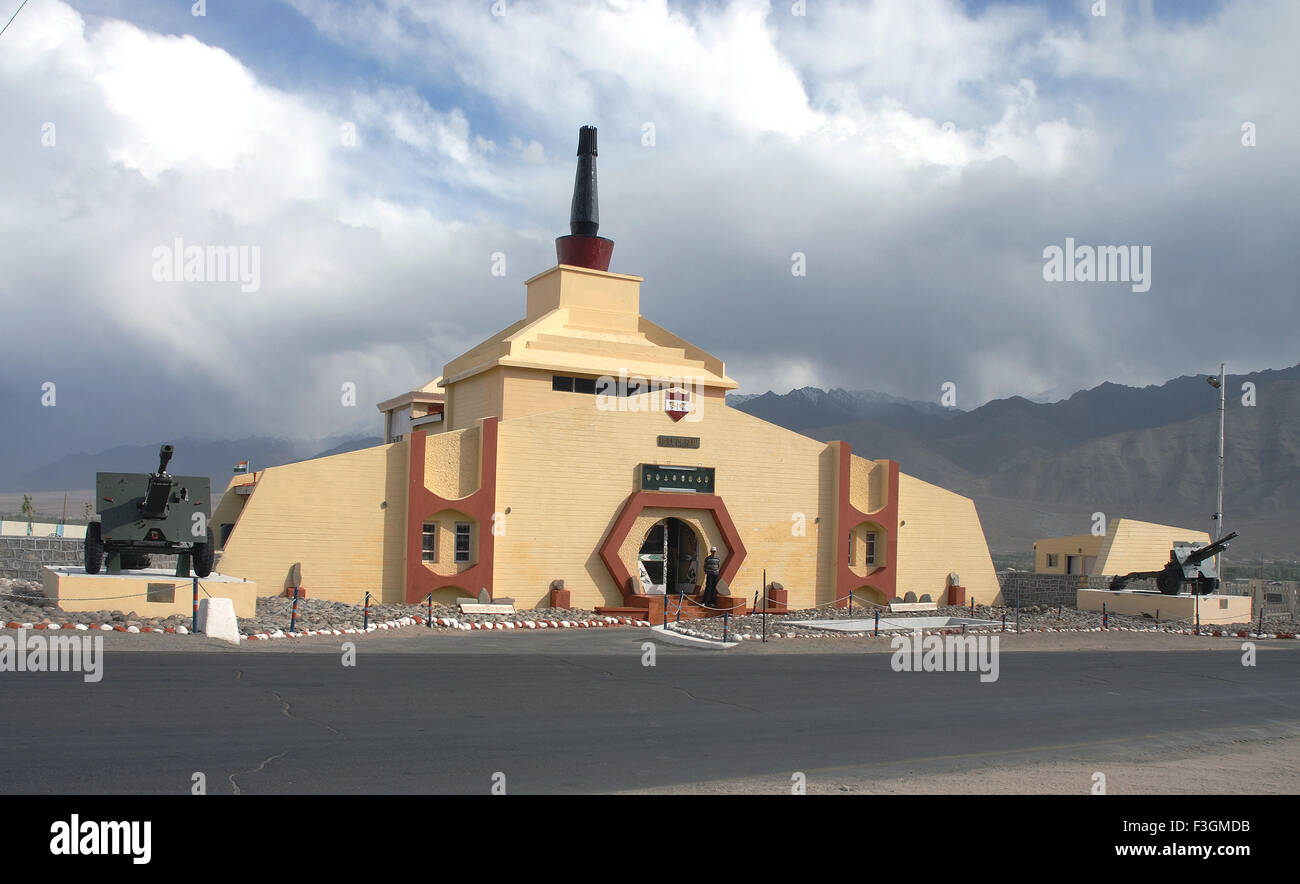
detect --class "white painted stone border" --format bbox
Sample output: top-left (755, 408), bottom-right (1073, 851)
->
top-left (650, 624), bottom-right (742, 650)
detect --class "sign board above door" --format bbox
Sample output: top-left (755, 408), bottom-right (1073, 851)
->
top-left (639, 464), bottom-right (715, 494)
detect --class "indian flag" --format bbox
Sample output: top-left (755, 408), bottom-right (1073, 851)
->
top-left (233, 460), bottom-right (249, 473)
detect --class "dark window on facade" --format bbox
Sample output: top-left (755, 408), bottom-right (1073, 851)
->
top-left (455, 522), bottom-right (472, 563)
top-left (422, 521), bottom-right (437, 563)
top-left (553, 375), bottom-right (598, 394)
top-left (865, 532), bottom-right (877, 566)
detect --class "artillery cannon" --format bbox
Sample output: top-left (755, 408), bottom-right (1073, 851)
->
top-left (1108, 531), bottom-right (1238, 595)
top-left (85, 444), bottom-right (214, 578)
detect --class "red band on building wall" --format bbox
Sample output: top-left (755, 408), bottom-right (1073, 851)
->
top-left (405, 418), bottom-right (499, 604)
top-left (834, 443), bottom-right (899, 606)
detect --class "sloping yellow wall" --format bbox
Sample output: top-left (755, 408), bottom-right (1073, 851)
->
top-left (216, 444), bottom-right (409, 604)
top-left (445, 368), bottom-right (503, 432)
top-left (1094, 518), bottom-right (1211, 576)
top-left (895, 473), bottom-right (999, 604)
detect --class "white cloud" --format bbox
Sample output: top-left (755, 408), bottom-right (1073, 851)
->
top-left (0, 0), bottom-right (1296, 475)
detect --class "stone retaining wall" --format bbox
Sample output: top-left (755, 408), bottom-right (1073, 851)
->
top-left (0, 537), bottom-right (83, 582)
top-left (0, 536), bottom-right (178, 583)
top-left (996, 571), bottom-right (1156, 607)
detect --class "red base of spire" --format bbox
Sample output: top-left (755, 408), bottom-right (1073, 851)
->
top-left (556, 235), bottom-right (614, 271)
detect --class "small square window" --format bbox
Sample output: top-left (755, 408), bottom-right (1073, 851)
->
top-left (1046, 553), bottom-right (1059, 568)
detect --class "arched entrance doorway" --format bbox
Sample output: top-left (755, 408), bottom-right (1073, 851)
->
top-left (637, 517), bottom-right (702, 595)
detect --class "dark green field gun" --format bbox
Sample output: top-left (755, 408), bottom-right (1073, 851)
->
top-left (85, 444), bottom-right (214, 577)
top-left (1108, 531), bottom-right (1238, 595)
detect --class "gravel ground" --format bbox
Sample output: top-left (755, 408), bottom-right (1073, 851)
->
top-left (5, 576), bottom-right (1292, 642)
top-left (0, 578), bottom-right (615, 636)
top-left (668, 601), bottom-right (1300, 641)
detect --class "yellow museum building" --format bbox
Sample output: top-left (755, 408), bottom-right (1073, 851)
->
top-left (210, 128), bottom-right (998, 618)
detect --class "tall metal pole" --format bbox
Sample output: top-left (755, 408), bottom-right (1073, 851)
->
top-left (1215, 362), bottom-right (1225, 575)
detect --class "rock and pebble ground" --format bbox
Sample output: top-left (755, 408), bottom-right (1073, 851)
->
top-left (3, 577), bottom-right (1295, 641)
top-left (0, 577), bottom-right (194, 632)
top-left (668, 600), bottom-right (1300, 641)
top-left (234, 595), bottom-right (609, 636)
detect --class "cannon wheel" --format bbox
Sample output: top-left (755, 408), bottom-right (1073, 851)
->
top-left (192, 528), bottom-right (215, 578)
top-left (84, 523), bottom-right (103, 574)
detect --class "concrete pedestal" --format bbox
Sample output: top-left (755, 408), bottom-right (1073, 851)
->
top-left (41, 567), bottom-right (258, 619)
top-left (1077, 588), bottom-right (1251, 626)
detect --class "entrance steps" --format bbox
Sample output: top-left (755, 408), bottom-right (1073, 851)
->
top-left (661, 593), bottom-right (747, 621)
top-left (595, 594), bottom-right (749, 623)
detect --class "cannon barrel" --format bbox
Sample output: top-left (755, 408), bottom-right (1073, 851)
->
top-left (1183, 531), bottom-right (1238, 566)
top-left (157, 444), bottom-right (175, 476)
top-left (569, 125), bottom-right (599, 237)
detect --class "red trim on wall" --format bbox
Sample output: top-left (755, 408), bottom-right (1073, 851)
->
top-left (405, 418), bottom-right (498, 604)
top-left (555, 235), bottom-right (614, 271)
top-left (834, 443), bottom-right (899, 606)
top-left (598, 491), bottom-right (746, 605)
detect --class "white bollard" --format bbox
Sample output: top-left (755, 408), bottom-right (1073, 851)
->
top-left (197, 598), bottom-right (241, 645)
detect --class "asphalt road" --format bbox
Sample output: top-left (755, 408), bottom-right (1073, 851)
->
top-left (2, 630), bottom-right (1298, 794)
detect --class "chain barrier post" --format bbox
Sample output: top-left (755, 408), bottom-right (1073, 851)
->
top-left (192, 576), bottom-right (199, 633)
top-left (290, 586), bottom-right (300, 634)
top-left (363, 591), bottom-right (370, 631)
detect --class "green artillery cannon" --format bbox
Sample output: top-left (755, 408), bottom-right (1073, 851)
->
top-left (1108, 531), bottom-right (1238, 595)
top-left (85, 444), bottom-right (214, 578)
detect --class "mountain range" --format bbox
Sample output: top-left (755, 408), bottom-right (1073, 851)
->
top-left (730, 364), bottom-right (1300, 561)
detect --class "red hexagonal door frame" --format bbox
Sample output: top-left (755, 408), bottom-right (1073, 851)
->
top-left (599, 491), bottom-right (747, 605)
